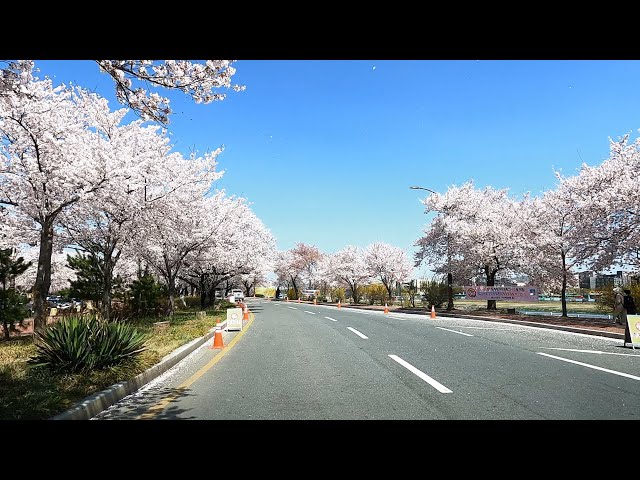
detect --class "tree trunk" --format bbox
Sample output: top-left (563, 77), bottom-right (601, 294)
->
top-left (101, 252), bottom-right (113, 321)
top-left (485, 267), bottom-right (497, 311)
top-left (561, 251), bottom-right (568, 318)
top-left (290, 277), bottom-right (299, 300)
top-left (166, 274), bottom-right (176, 317)
top-left (447, 272), bottom-right (454, 311)
top-left (199, 274), bottom-right (207, 309)
top-left (384, 282), bottom-right (393, 303)
top-left (2, 320), bottom-right (9, 340)
top-left (33, 219), bottom-right (54, 332)
top-left (351, 282), bottom-right (360, 304)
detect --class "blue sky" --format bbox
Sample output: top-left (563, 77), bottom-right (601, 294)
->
top-left (32, 60), bottom-right (640, 277)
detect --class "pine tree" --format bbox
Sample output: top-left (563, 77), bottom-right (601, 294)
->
top-left (0, 248), bottom-right (31, 339)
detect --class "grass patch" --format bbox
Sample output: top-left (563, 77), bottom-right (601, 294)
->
top-left (0, 308), bottom-right (225, 420)
top-left (452, 299), bottom-right (606, 314)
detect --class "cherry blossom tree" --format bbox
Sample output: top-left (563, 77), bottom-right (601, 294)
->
top-left (274, 243), bottom-right (323, 299)
top-left (240, 271), bottom-right (266, 298)
top-left (132, 189), bottom-right (227, 316)
top-left (363, 242), bottom-right (413, 301)
top-left (559, 133), bottom-right (640, 274)
top-left (323, 245), bottom-right (370, 304)
top-left (15, 249), bottom-right (76, 295)
top-left (520, 184), bottom-right (584, 317)
top-left (414, 214), bottom-right (471, 310)
top-left (58, 113), bottom-right (222, 320)
top-left (0, 70), bottom-right (124, 330)
top-left (415, 182), bottom-right (530, 310)
top-left (2, 60), bottom-right (245, 125)
top-left (238, 240), bottom-right (276, 298)
top-left (0, 205), bottom-right (36, 251)
top-left (180, 196), bottom-right (277, 308)
top-left (274, 251), bottom-right (301, 298)
top-left (296, 243), bottom-right (323, 290)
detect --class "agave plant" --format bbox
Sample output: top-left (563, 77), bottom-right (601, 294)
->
top-left (29, 314), bottom-right (149, 372)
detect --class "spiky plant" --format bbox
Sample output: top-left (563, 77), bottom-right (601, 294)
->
top-left (29, 314), bottom-right (149, 373)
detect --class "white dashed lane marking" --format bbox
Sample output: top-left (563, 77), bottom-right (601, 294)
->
top-left (347, 327), bottom-right (368, 339)
top-left (537, 352), bottom-right (640, 381)
top-left (388, 355), bottom-right (452, 393)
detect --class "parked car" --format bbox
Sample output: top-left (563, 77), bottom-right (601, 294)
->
top-left (56, 298), bottom-right (74, 310)
top-left (46, 295), bottom-right (61, 307)
top-left (301, 289), bottom-right (320, 300)
top-left (231, 289), bottom-right (245, 301)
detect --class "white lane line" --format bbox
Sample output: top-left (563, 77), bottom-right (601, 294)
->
top-left (545, 348), bottom-right (640, 357)
top-left (287, 306), bottom-right (297, 310)
top-left (347, 327), bottom-right (368, 339)
top-left (436, 327), bottom-right (474, 337)
top-left (460, 326), bottom-right (514, 331)
top-left (537, 352), bottom-right (640, 381)
top-left (388, 355), bottom-right (452, 393)
top-left (388, 314), bottom-right (405, 319)
top-left (304, 311), bottom-right (316, 315)
top-left (324, 316), bottom-right (338, 322)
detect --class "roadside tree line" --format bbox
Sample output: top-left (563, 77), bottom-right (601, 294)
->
top-left (413, 133), bottom-right (640, 315)
top-left (0, 60), bottom-right (276, 333)
top-left (274, 242), bottom-right (414, 304)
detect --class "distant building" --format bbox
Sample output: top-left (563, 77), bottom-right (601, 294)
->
top-left (578, 270), bottom-right (634, 289)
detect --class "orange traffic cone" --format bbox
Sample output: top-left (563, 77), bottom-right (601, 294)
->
top-left (243, 304), bottom-right (249, 320)
top-left (384, 303), bottom-right (389, 314)
top-left (210, 328), bottom-right (224, 349)
top-left (430, 305), bottom-right (436, 319)
top-left (338, 300), bottom-right (341, 309)
top-left (313, 298), bottom-right (317, 305)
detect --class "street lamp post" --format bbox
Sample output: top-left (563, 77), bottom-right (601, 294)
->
top-left (410, 185), bottom-right (454, 311)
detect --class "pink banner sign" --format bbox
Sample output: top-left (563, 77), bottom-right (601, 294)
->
top-left (464, 286), bottom-right (539, 302)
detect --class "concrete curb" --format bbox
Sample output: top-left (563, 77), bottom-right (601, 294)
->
top-left (430, 311), bottom-right (625, 340)
top-left (51, 320), bottom-right (228, 420)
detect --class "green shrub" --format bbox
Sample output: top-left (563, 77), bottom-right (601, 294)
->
top-left (29, 315), bottom-right (149, 373)
top-left (126, 273), bottom-right (167, 317)
top-left (180, 295), bottom-right (202, 310)
top-left (421, 277), bottom-right (448, 308)
top-left (0, 289), bottom-right (29, 339)
top-left (331, 287), bottom-right (346, 302)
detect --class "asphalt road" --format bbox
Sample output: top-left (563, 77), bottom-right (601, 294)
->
top-left (92, 299), bottom-right (640, 420)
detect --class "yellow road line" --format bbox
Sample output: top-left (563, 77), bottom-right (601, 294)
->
top-left (138, 312), bottom-right (254, 419)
